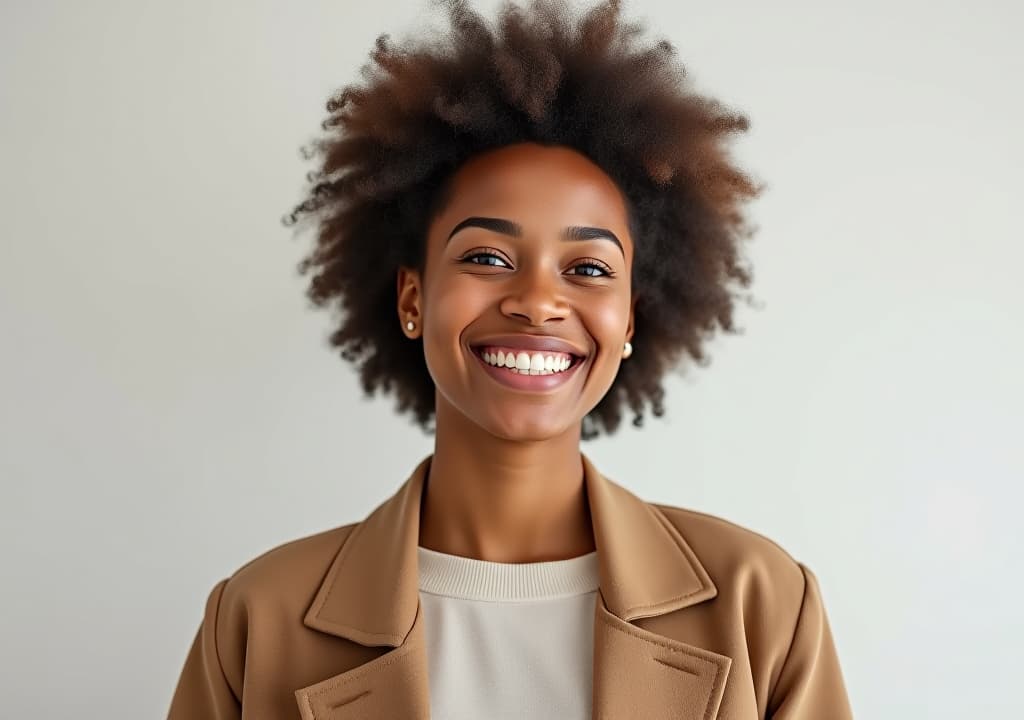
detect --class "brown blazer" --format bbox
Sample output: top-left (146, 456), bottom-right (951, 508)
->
top-left (168, 453), bottom-right (853, 719)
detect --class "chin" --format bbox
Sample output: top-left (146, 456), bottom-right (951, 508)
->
top-left (481, 413), bottom-right (574, 443)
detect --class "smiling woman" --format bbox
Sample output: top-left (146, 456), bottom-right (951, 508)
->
top-left (281, 0), bottom-right (761, 442)
top-left (404, 142), bottom-right (639, 442)
top-left (167, 1), bottom-right (853, 719)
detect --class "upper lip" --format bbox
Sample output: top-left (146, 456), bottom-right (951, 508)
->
top-left (471, 334), bottom-right (588, 358)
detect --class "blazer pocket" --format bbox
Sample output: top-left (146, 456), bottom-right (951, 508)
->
top-left (593, 596), bottom-right (731, 720)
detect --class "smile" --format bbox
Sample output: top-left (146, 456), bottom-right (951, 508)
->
top-left (470, 345), bottom-right (586, 392)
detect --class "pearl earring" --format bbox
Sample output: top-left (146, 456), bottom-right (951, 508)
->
top-left (406, 320), bottom-right (415, 331)
top-left (622, 341), bottom-right (632, 359)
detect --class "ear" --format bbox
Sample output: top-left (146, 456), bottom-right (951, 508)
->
top-left (397, 266), bottom-right (422, 337)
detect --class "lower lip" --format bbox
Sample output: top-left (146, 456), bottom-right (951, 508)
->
top-left (471, 348), bottom-right (585, 392)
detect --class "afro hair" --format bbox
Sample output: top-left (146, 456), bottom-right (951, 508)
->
top-left (284, 0), bottom-right (763, 440)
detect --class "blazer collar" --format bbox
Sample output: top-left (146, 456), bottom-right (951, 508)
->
top-left (302, 452), bottom-right (718, 647)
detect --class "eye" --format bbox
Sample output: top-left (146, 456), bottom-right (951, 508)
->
top-left (568, 260), bottom-right (615, 278)
top-left (459, 249), bottom-right (511, 268)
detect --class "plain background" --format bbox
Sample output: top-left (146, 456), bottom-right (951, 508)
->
top-left (2, 0), bottom-right (1021, 717)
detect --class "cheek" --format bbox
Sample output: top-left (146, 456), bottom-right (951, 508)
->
top-left (585, 294), bottom-right (632, 348)
top-left (422, 278), bottom-right (488, 366)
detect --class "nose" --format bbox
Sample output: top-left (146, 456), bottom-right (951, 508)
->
top-left (498, 261), bottom-right (570, 326)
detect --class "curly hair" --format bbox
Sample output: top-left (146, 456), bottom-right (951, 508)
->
top-left (283, 0), bottom-right (762, 440)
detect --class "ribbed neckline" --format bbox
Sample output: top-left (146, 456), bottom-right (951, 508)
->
top-left (417, 545), bottom-right (600, 601)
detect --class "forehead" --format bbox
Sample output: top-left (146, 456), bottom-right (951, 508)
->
top-left (437, 142), bottom-right (631, 228)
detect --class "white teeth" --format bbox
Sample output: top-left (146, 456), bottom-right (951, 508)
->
top-left (480, 348), bottom-right (575, 375)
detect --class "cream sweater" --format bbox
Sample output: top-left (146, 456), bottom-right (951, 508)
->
top-left (416, 545), bottom-right (600, 720)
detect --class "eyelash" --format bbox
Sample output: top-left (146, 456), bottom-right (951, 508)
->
top-left (458, 248), bottom-right (616, 278)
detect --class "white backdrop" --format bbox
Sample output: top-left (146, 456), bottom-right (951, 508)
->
top-left (2, 0), bottom-right (1021, 717)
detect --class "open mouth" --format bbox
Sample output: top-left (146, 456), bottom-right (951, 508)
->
top-left (470, 345), bottom-right (587, 376)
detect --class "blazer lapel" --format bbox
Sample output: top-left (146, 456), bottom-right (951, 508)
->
top-left (294, 602), bottom-right (430, 719)
top-left (294, 453), bottom-right (730, 720)
top-left (583, 453), bottom-right (731, 719)
top-left (294, 455), bottom-right (432, 720)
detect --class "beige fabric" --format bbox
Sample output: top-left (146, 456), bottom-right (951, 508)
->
top-left (167, 453), bottom-right (853, 719)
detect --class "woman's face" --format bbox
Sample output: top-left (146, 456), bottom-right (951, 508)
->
top-left (398, 142), bottom-right (636, 441)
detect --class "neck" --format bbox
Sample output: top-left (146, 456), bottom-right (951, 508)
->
top-left (418, 399), bottom-right (596, 564)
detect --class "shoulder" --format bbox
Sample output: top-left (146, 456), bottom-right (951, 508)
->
top-left (650, 501), bottom-right (809, 611)
top-left (215, 522), bottom-right (359, 621)
top-left (184, 523), bottom-right (361, 698)
top-left (644, 504), bottom-right (849, 715)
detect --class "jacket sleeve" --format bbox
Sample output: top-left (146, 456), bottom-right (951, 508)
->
top-left (167, 578), bottom-right (242, 720)
top-left (767, 563), bottom-right (853, 719)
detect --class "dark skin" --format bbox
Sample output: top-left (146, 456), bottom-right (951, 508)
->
top-left (397, 142), bottom-right (636, 563)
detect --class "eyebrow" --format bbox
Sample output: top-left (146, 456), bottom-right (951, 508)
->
top-left (446, 216), bottom-right (624, 257)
